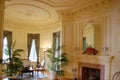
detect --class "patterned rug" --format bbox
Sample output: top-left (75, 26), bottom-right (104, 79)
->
top-left (17, 73), bottom-right (48, 80)
top-left (2, 73), bottom-right (48, 80)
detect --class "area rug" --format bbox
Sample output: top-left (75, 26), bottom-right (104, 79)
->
top-left (17, 73), bottom-right (48, 80)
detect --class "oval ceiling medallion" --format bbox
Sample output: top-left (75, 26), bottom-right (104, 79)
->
top-left (5, 4), bottom-right (50, 22)
top-left (5, 0), bottom-right (60, 27)
top-left (5, 4), bottom-right (51, 24)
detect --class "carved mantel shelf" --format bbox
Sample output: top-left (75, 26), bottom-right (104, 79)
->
top-left (78, 55), bottom-right (114, 64)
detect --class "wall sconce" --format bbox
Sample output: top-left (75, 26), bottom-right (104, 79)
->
top-left (103, 46), bottom-right (111, 56)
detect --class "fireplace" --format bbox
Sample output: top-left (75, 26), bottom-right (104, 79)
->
top-left (79, 62), bottom-right (105, 80)
top-left (82, 67), bottom-right (100, 80)
top-left (78, 55), bottom-right (113, 80)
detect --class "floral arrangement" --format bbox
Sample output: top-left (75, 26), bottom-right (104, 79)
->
top-left (83, 46), bottom-right (98, 55)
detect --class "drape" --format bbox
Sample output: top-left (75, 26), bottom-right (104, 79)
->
top-left (53, 31), bottom-right (60, 56)
top-left (53, 31), bottom-right (60, 46)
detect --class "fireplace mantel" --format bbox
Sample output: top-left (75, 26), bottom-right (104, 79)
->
top-left (78, 55), bottom-right (114, 80)
top-left (78, 55), bottom-right (113, 64)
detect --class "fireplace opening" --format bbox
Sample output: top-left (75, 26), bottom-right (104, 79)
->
top-left (82, 67), bottom-right (100, 80)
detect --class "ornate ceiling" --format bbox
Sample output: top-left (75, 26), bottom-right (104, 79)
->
top-left (35, 0), bottom-right (79, 10)
top-left (36, 0), bottom-right (103, 10)
top-left (5, 0), bottom-right (61, 30)
top-left (4, 0), bottom-right (103, 30)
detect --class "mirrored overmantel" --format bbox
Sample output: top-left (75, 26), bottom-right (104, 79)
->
top-left (82, 22), bottom-right (101, 54)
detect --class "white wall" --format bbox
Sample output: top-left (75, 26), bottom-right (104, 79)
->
top-left (3, 25), bottom-right (61, 67)
top-left (61, 0), bottom-right (120, 79)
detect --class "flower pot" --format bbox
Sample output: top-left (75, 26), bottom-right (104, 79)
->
top-left (49, 70), bottom-right (57, 80)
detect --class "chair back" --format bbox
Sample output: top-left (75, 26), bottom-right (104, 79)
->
top-left (21, 59), bottom-right (31, 68)
top-left (41, 60), bottom-right (45, 67)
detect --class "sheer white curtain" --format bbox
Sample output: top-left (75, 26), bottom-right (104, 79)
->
top-left (29, 39), bottom-right (37, 62)
top-left (2, 37), bottom-right (9, 62)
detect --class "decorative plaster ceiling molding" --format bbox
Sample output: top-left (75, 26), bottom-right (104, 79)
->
top-left (5, 3), bottom-right (51, 22)
top-left (35, 0), bottom-right (79, 10)
top-left (61, 0), bottom-right (114, 16)
top-left (4, 17), bottom-right (61, 31)
top-left (42, 0), bottom-right (78, 6)
top-left (5, 0), bottom-right (60, 30)
top-left (4, 0), bottom-right (115, 31)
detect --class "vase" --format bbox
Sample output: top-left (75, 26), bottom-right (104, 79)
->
top-left (49, 70), bottom-right (57, 80)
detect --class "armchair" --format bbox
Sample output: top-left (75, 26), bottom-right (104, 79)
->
top-left (20, 59), bottom-right (34, 78)
top-left (35, 60), bottom-right (46, 75)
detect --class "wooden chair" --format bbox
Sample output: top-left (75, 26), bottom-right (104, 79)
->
top-left (20, 59), bottom-right (34, 78)
top-left (35, 60), bottom-right (46, 76)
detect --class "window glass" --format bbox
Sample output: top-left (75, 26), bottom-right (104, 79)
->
top-left (29, 39), bottom-right (37, 62)
top-left (3, 37), bottom-right (9, 63)
top-left (55, 37), bottom-right (59, 58)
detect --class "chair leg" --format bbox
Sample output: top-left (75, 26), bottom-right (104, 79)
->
top-left (21, 73), bottom-right (23, 79)
top-left (32, 71), bottom-right (34, 77)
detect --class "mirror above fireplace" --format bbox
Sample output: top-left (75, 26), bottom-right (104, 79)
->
top-left (82, 22), bottom-right (101, 54)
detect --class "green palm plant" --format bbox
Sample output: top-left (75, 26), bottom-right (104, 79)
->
top-left (3, 41), bottom-right (24, 76)
top-left (46, 44), bottom-right (68, 77)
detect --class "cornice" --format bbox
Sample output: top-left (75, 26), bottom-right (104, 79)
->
top-left (4, 18), bottom-right (61, 31)
top-left (35, 0), bottom-right (79, 7)
top-left (61, 0), bottom-right (115, 16)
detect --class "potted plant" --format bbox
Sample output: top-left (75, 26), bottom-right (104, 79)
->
top-left (83, 45), bottom-right (98, 55)
top-left (3, 41), bottom-right (24, 77)
top-left (45, 44), bottom-right (68, 80)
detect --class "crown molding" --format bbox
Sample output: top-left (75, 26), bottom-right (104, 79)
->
top-left (61, 0), bottom-right (115, 16)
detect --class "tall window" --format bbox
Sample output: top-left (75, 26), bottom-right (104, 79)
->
top-left (53, 31), bottom-right (60, 57)
top-left (29, 39), bottom-right (37, 62)
top-left (2, 37), bottom-right (9, 61)
top-left (2, 30), bottom-right (12, 62)
top-left (27, 34), bottom-right (40, 64)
